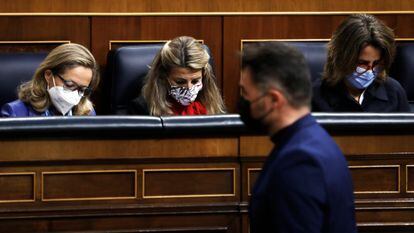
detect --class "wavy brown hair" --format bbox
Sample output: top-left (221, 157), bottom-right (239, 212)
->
top-left (18, 43), bottom-right (100, 115)
top-left (142, 36), bottom-right (226, 116)
top-left (323, 14), bottom-right (396, 86)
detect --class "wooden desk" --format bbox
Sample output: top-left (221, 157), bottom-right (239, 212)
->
top-left (0, 114), bottom-right (413, 232)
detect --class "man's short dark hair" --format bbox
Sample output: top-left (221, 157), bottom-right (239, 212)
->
top-left (242, 42), bottom-right (312, 108)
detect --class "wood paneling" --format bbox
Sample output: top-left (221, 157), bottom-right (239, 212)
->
top-left (0, 173), bottom-right (34, 202)
top-left (241, 214), bottom-right (249, 233)
top-left (358, 224), bottom-right (414, 233)
top-left (0, 214), bottom-right (240, 233)
top-left (239, 136), bottom-right (273, 157)
top-left (240, 134), bottom-right (414, 156)
top-left (143, 168), bottom-right (235, 198)
top-left (357, 207), bottom-right (414, 223)
top-left (0, 17), bottom-right (90, 49)
top-left (0, 0), bottom-right (414, 13)
top-left (0, 138), bottom-right (238, 161)
top-left (371, 15), bottom-right (414, 38)
top-left (246, 168), bottom-right (260, 196)
top-left (0, 131), bottom-right (414, 231)
top-left (42, 170), bottom-right (136, 201)
top-left (0, 41), bottom-right (70, 53)
top-left (241, 163), bottom-right (263, 202)
top-left (350, 166), bottom-right (400, 194)
top-left (406, 166), bottom-right (414, 192)
top-left (0, 9), bottom-right (414, 233)
top-left (335, 135), bottom-right (414, 155)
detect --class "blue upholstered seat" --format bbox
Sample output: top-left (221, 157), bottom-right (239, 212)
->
top-left (108, 44), bottom-right (163, 114)
top-left (0, 52), bottom-right (47, 108)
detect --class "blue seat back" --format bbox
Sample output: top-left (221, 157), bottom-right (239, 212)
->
top-left (0, 52), bottom-right (47, 107)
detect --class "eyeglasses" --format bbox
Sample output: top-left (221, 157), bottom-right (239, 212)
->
top-left (54, 73), bottom-right (92, 97)
top-left (355, 60), bottom-right (381, 75)
top-left (355, 66), bottom-right (381, 76)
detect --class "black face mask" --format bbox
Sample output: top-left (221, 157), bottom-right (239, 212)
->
top-left (238, 96), bottom-right (270, 132)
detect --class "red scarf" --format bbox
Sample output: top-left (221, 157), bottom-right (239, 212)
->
top-left (171, 100), bottom-right (207, 115)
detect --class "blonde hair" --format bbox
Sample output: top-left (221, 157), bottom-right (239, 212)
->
top-left (18, 43), bottom-right (100, 115)
top-left (323, 14), bottom-right (395, 86)
top-left (142, 36), bottom-right (226, 116)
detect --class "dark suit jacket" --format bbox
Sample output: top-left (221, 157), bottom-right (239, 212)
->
top-left (312, 77), bottom-right (410, 112)
top-left (249, 114), bottom-right (357, 233)
top-left (128, 96), bottom-right (150, 115)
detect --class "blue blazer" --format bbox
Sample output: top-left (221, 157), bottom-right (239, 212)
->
top-left (249, 114), bottom-right (357, 233)
top-left (1, 100), bottom-right (96, 117)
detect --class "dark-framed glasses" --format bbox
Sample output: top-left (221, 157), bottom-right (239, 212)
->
top-left (54, 73), bottom-right (92, 97)
top-left (355, 66), bottom-right (381, 76)
top-left (355, 60), bottom-right (382, 75)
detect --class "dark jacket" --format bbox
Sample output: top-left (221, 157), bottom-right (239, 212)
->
top-left (128, 96), bottom-right (150, 115)
top-left (249, 114), bottom-right (357, 233)
top-left (312, 77), bottom-right (410, 112)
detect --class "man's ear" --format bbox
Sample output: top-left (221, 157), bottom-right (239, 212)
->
top-left (268, 89), bottom-right (286, 109)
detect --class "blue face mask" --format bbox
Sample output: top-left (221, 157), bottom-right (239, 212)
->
top-left (346, 66), bottom-right (378, 90)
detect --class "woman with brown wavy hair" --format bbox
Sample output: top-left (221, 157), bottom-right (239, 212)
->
top-left (312, 14), bottom-right (410, 112)
top-left (128, 36), bottom-right (226, 116)
top-left (1, 43), bottom-right (100, 117)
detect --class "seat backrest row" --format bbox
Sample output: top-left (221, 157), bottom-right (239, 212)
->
top-left (0, 42), bottom-right (413, 113)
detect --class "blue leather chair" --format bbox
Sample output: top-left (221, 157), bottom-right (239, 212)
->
top-left (389, 42), bottom-right (414, 108)
top-left (0, 52), bottom-right (47, 108)
top-left (108, 44), bottom-right (163, 114)
top-left (108, 43), bottom-right (215, 114)
top-left (287, 42), bottom-right (328, 83)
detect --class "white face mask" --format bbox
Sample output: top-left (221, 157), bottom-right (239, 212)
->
top-left (47, 77), bottom-right (82, 115)
top-left (169, 82), bottom-right (203, 106)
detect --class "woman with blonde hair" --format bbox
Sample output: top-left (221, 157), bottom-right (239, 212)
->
top-left (312, 14), bottom-right (410, 112)
top-left (1, 43), bottom-right (99, 117)
top-left (128, 36), bottom-right (226, 116)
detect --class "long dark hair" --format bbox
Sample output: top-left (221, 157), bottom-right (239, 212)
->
top-left (323, 14), bottom-right (395, 86)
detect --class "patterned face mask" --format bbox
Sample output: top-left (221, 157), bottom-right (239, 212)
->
top-left (169, 82), bottom-right (203, 106)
